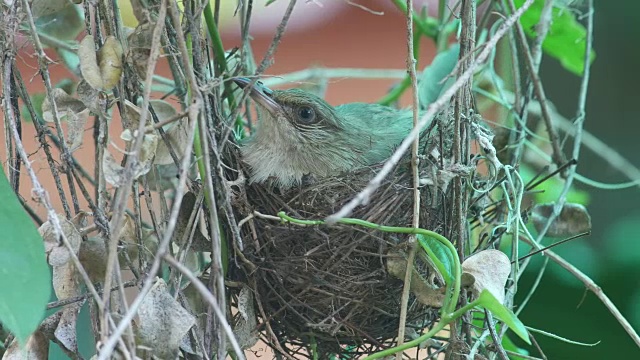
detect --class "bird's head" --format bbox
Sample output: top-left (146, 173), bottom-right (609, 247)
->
top-left (233, 77), bottom-right (345, 140)
top-left (234, 78), bottom-right (358, 187)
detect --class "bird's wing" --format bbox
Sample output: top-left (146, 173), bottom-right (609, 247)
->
top-left (335, 103), bottom-right (415, 165)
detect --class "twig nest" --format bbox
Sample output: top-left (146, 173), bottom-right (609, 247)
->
top-left (230, 116), bottom-right (469, 356)
top-left (240, 169), bottom-right (443, 355)
top-left (229, 113), bottom-right (490, 357)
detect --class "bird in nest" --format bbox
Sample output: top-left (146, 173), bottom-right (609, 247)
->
top-left (234, 77), bottom-right (429, 189)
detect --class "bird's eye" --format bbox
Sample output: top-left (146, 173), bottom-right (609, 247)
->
top-left (296, 106), bottom-right (316, 124)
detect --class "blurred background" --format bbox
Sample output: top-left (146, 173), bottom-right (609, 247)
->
top-left (5, 0), bottom-right (640, 358)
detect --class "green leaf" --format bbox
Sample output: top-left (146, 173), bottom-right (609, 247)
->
top-left (56, 47), bottom-right (81, 76)
top-left (515, 0), bottom-right (595, 75)
top-left (419, 43), bottom-right (460, 108)
top-left (417, 233), bottom-right (454, 285)
top-left (22, 93), bottom-right (45, 123)
top-left (477, 290), bottom-right (530, 345)
top-left (0, 164), bottom-right (51, 343)
top-left (472, 312), bottom-right (530, 357)
top-left (33, 3), bottom-right (84, 47)
top-left (502, 332), bottom-right (530, 358)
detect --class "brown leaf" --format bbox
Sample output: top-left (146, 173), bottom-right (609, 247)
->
top-left (2, 331), bottom-right (49, 360)
top-left (52, 261), bottom-right (81, 300)
top-left (116, 213), bottom-right (140, 268)
top-left (461, 249), bottom-right (510, 304)
top-left (65, 108), bottom-right (90, 152)
top-left (41, 88), bottom-right (86, 123)
top-left (145, 164), bottom-right (179, 191)
top-left (102, 151), bottom-right (126, 187)
top-left (39, 215), bottom-right (82, 267)
top-left (78, 35), bottom-right (104, 90)
top-left (233, 285), bottom-right (259, 350)
top-left (78, 35), bottom-right (123, 90)
top-left (136, 279), bottom-right (196, 359)
top-left (79, 237), bottom-right (107, 283)
top-left (127, 22), bottom-right (154, 78)
top-left (76, 79), bottom-right (103, 116)
top-left (173, 192), bottom-right (209, 252)
top-left (532, 202), bottom-right (592, 237)
top-left (102, 130), bottom-right (158, 187)
top-left (98, 36), bottom-right (124, 89)
top-left (386, 250), bottom-right (445, 307)
top-left (54, 303), bottom-right (82, 354)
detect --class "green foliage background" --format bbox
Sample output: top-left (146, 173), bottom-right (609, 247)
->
top-left (513, 1), bottom-right (640, 358)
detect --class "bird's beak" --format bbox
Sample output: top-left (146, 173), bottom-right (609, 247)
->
top-left (233, 77), bottom-right (281, 114)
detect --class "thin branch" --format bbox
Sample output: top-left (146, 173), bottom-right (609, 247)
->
top-left (485, 309), bottom-right (509, 360)
top-left (395, 0), bottom-right (421, 357)
top-left (518, 236), bottom-right (640, 348)
top-left (100, 0), bottom-right (169, 341)
top-left (164, 254), bottom-right (246, 359)
top-left (261, 67), bottom-right (408, 87)
top-left (506, 0), bottom-right (565, 169)
top-left (254, 0), bottom-right (297, 75)
top-left (46, 281), bottom-right (136, 310)
top-left (97, 2), bottom-right (208, 357)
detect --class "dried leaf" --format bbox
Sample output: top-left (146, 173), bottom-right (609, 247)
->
top-left (39, 215), bottom-right (82, 267)
top-left (145, 164), bottom-right (179, 191)
top-left (154, 122), bottom-right (187, 166)
top-left (122, 99), bottom-right (148, 129)
top-left (532, 203), bottom-right (592, 237)
top-left (41, 88), bottom-right (86, 123)
top-left (124, 99), bottom-right (185, 166)
top-left (65, 108), bottom-right (90, 152)
top-left (233, 285), bottom-right (259, 350)
top-left (386, 250), bottom-right (445, 307)
top-left (54, 303), bottom-right (82, 354)
top-left (78, 35), bottom-right (123, 90)
top-left (2, 330), bottom-right (49, 360)
top-left (102, 151), bottom-right (126, 187)
top-left (51, 261), bottom-right (81, 300)
top-left (127, 22), bottom-right (153, 78)
top-left (78, 35), bottom-right (103, 90)
top-left (117, 213), bottom-right (140, 267)
top-left (102, 131), bottom-right (158, 187)
top-left (76, 79), bottom-right (102, 115)
top-left (98, 36), bottom-right (124, 89)
top-left (137, 133), bottom-right (158, 177)
top-left (136, 279), bottom-right (196, 359)
top-left (173, 192), bottom-right (209, 252)
top-left (461, 250), bottom-right (510, 305)
top-left (79, 237), bottom-right (107, 282)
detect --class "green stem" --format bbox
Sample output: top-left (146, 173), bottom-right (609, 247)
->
top-left (276, 213), bottom-right (470, 359)
top-left (364, 321), bottom-right (447, 359)
top-left (377, 12), bottom-right (423, 106)
top-left (187, 31), bottom-right (229, 275)
top-left (389, 0), bottom-right (439, 39)
top-left (203, 2), bottom-right (238, 112)
top-left (378, 76), bottom-right (412, 106)
top-left (362, 298), bottom-right (481, 359)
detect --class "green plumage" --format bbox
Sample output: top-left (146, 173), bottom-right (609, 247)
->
top-left (235, 80), bottom-right (425, 188)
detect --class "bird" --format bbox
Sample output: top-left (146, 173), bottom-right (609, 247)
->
top-left (234, 77), bottom-right (422, 189)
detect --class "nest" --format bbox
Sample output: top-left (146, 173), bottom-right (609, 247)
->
top-left (231, 115), bottom-right (474, 357)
